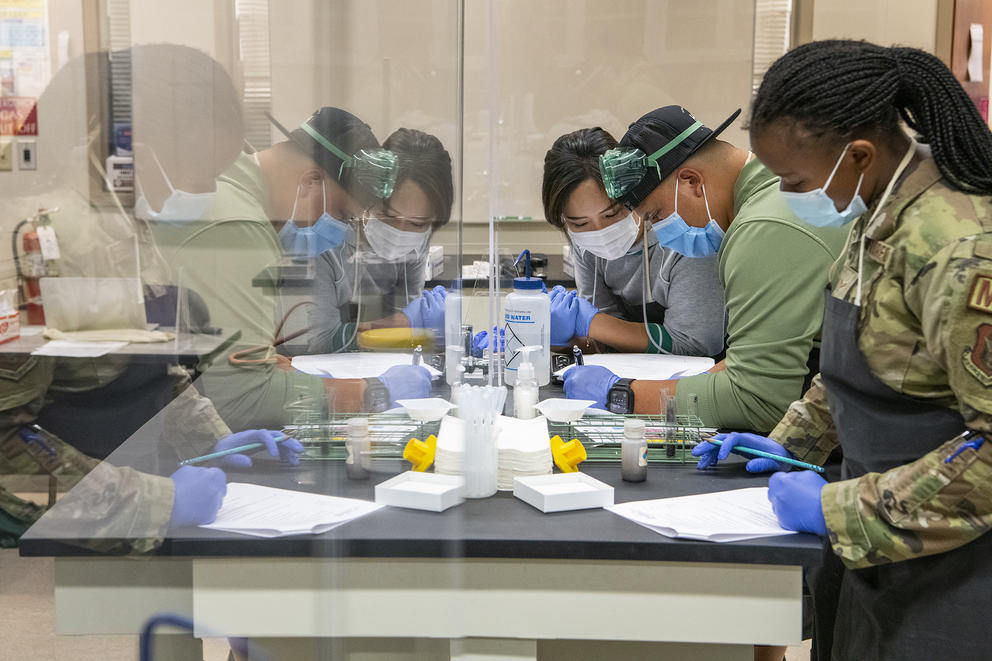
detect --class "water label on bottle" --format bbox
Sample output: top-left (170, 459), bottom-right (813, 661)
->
top-left (639, 446), bottom-right (648, 467)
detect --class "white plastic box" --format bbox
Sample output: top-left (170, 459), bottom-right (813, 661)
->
top-left (375, 471), bottom-right (464, 512)
top-left (513, 473), bottom-right (614, 513)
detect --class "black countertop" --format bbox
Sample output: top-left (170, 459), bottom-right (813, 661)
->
top-left (20, 457), bottom-right (825, 566)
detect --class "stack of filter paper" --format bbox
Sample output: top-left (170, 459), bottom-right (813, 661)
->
top-left (435, 415), bottom-right (552, 490)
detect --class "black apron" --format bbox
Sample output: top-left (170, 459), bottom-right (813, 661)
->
top-left (812, 290), bottom-right (992, 661)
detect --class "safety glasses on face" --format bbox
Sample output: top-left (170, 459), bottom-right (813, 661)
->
top-left (598, 119), bottom-right (704, 201)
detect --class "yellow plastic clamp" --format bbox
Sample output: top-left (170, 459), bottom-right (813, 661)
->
top-left (550, 435), bottom-right (587, 473)
top-left (403, 434), bottom-right (437, 472)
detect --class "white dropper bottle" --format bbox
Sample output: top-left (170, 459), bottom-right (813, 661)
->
top-left (513, 345), bottom-right (540, 419)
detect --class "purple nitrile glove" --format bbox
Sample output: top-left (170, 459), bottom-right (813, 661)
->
top-left (472, 326), bottom-right (505, 357)
top-left (573, 294), bottom-right (599, 338)
top-left (691, 431), bottom-right (794, 473)
top-left (768, 470), bottom-right (828, 536)
top-left (402, 285), bottom-right (447, 330)
top-left (562, 364), bottom-right (619, 410)
top-left (422, 285), bottom-right (447, 334)
top-left (213, 429), bottom-right (305, 468)
top-left (378, 364), bottom-right (432, 407)
top-left (168, 465), bottom-right (227, 527)
top-left (549, 285), bottom-right (579, 345)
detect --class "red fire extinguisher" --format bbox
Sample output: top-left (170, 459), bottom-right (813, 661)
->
top-left (21, 228), bottom-right (46, 325)
top-left (17, 210), bottom-right (59, 326)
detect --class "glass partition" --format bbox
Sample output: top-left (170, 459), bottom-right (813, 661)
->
top-left (5, 1), bottom-right (787, 658)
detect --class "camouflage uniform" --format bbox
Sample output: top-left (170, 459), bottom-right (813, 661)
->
top-left (770, 156), bottom-right (992, 570)
top-left (0, 353), bottom-right (231, 551)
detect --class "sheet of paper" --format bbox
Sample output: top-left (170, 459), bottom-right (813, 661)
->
top-left (291, 352), bottom-right (442, 379)
top-left (606, 487), bottom-right (796, 543)
top-left (555, 354), bottom-right (714, 380)
top-left (969, 23), bottom-right (984, 82)
top-left (200, 483), bottom-right (384, 538)
top-left (31, 340), bottom-right (128, 357)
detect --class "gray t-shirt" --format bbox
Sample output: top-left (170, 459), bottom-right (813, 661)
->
top-left (572, 228), bottom-right (726, 356)
top-left (307, 233), bottom-right (426, 353)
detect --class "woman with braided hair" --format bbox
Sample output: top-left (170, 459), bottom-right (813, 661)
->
top-left (693, 40), bottom-right (992, 659)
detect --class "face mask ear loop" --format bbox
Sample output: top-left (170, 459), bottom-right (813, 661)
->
top-left (701, 182), bottom-right (715, 224)
top-left (642, 218), bottom-right (665, 353)
top-left (321, 179), bottom-right (328, 218)
top-left (822, 143), bottom-right (852, 193)
top-left (342, 237), bottom-right (362, 351)
top-left (673, 176), bottom-right (680, 217)
top-left (591, 257), bottom-right (598, 307)
top-left (288, 185), bottom-right (301, 224)
top-left (847, 171), bottom-right (865, 212)
top-left (853, 138), bottom-right (916, 307)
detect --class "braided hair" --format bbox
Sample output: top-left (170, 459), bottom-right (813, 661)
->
top-left (750, 40), bottom-right (992, 195)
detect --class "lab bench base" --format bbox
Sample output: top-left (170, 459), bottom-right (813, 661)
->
top-left (53, 556), bottom-right (801, 660)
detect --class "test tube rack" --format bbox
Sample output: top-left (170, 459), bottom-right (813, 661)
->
top-left (285, 412), bottom-right (439, 462)
top-left (546, 414), bottom-right (707, 464)
top-left (286, 412), bottom-right (707, 466)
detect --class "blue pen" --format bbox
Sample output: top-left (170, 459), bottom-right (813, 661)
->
top-left (703, 436), bottom-right (825, 473)
top-left (945, 431), bottom-right (985, 464)
top-left (178, 435), bottom-right (290, 467)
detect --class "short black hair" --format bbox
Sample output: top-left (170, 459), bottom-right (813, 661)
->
top-left (750, 39), bottom-right (992, 195)
top-left (276, 107), bottom-right (381, 204)
top-left (383, 128), bottom-right (453, 228)
top-left (541, 127), bottom-right (618, 231)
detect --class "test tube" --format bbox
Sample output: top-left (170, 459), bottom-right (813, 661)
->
top-left (663, 394), bottom-right (677, 457)
top-left (685, 393), bottom-right (699, 421)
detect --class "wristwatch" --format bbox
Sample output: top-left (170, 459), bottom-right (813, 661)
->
top-left (363, 377), bottom-right (391, 413)
top-left (607, 378), bottom-right (636, 414)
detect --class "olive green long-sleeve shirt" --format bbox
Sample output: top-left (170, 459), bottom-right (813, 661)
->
top-left (675, 159), bottom-right (847, 432)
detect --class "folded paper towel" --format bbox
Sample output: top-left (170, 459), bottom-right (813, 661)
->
top-left (435, 415), bottom-right (553, 490)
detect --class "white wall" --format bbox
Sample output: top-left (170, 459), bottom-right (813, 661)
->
top-left (812, 0), bottom-right (938, 50)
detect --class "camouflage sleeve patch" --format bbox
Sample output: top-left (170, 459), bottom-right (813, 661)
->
top-left (962, 323), bottom-right (992, 388)
top-left (823, 426), bottom-right (992, 569)
top-left (967, 274), bottom-right (992, 313)
top-left (769, 374), bottom-right (839, 464)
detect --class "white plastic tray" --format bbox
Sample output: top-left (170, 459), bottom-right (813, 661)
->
top-left (513, 473), bottom-right (614, 513)
top-left (375, 471), bottom-right (465, 512)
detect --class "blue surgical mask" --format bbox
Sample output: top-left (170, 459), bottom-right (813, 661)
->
top-left (780, 143), bottom-right (867, 227)
top-left (279, 180), bottom-right (351, 257)
top-left (652, 179), bottom-right (724, 258)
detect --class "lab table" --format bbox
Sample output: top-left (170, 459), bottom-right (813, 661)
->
top-left (20, 457), bottom-right (823, 661)
top-left (0, 325), bottom-right (241, 368)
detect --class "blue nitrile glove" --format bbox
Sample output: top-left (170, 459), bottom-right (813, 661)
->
top-left (574, 295), bottom-right (599, 338)
top-left (168, 465), bottom-right (227, 527)
top-left (213, 429), bottom-right (305, 468)
top-left (768, 471), bottom-right (828, 536)
top-left (691, 431), bottom-right (795, 473)
top-left (402, 285), bottom-right (447, 330)
top-left (562, 364), bottom-right (619, 410)
top-left (472, 326), bottom-right (505, 357)
top-left (549, 285), bottom-right (579, 345)
top-left (378, 364), bottom-right (432, 407)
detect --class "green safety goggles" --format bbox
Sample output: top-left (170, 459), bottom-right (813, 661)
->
top-left (598, 120), bottom-right (702, 200)
top-left (300, 123), bottom-right (399, 199)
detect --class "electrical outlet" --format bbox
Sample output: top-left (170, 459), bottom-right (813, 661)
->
top-left (17, 139), bottom-right (36, 170)
top-left (0, 140), bottom-right (12, 171)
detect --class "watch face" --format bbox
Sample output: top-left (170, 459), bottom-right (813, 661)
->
top-left (366, 387), bottom-right (390, 413)
top-left (608, 389), bottom-right (630, 414)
